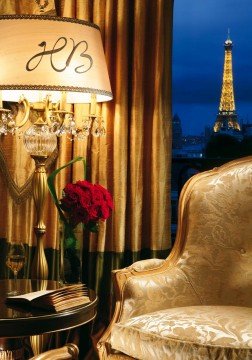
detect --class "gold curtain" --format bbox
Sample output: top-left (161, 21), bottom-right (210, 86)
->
top-left (0, 0), bottom-right (173, 320)
top-left (59, 0), bottom-right (173, 252)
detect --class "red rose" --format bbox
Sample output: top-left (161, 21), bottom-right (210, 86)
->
top-left (59, 180), bottom-right (113, 231)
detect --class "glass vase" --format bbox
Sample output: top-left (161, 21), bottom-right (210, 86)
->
top-left (59, 222), bottom-right (83, 284)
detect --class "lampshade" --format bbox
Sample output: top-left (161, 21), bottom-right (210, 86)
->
top-left (0, 15), bottom-right (112, 104)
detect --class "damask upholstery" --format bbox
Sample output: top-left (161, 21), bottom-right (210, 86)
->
top-left (111, 306), bottom-right (252, 360)
top-left (97, 156), bottom-right (252, 359)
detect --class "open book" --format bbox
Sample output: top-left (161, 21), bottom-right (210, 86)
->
top-left (5, 284), bottom-right (90, 312)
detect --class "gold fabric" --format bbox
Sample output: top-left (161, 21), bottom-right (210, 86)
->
top-left (99, 157), bottom-right (252, 359)
top-left (127, 258), bottom-right (165, 272)
top-left (111, 306), bottom-right (252, 360)
top-left (117, 157), bottom-right (252, 322)
top-left (0, 0), bottom-right (56, 15)
top-left (59, 0), bottom-right (172, 254)
top-left (108, 355), bottom-right (134, 360)
top-left (178, 161), bottom-right (252, 307)
top-left (0, 0), bottom-right (172, 262)
top-left (120, 265), bottom-right (201, 321)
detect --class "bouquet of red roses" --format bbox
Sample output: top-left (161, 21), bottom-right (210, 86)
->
top-left (48, 157), bottom-right (113, 232)
top-left (48, 157), bottom-right (113, 283)
top-left (60, 180), bottom-right (113, 232)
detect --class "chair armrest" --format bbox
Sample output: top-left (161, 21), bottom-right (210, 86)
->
top-left (29, 343), bottom-right (79, 360)
top-left (97, 256), bottom-right (200, 359)
top-left (116, 263), bottom-right (200, 320)
top-left (127, 258), bottom-right (165, 271)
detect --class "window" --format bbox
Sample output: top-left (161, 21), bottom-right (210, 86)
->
top-left (171, 0), bottom-right (252, 242)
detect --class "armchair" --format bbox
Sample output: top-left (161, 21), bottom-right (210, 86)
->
top-left (97, 156), bottom-right (252, 359)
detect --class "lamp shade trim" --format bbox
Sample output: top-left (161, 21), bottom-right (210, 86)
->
top-left (0, 85), bottom-right (113, 98)
top-left (0, 15), bottom-right (112, 104)
top-left (0, 14), bottom-right (100, 30)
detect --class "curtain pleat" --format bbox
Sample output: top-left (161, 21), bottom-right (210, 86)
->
top-left (60, 0), bottom-right (173, 324)
top-left (0, 0), bottom-right (173, 326)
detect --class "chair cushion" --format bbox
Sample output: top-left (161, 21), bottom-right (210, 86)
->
top-left (111, 305), bottom-right (252, 360)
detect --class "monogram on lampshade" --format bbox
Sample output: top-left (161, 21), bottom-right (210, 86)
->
top-left (0, 15), bottom-right (112, 104)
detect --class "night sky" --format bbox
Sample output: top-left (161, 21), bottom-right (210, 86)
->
top-left (172, 0), bottom-right (252, 135)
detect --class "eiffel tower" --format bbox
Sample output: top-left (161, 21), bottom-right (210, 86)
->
top-left (213, 31), bottom-right (241, 134)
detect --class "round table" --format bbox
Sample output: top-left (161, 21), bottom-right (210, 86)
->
top-left (0, 279), bottom-right (97, 358)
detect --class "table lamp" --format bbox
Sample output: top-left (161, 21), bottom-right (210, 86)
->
top-left (0, 15), bottom-right (112, 279)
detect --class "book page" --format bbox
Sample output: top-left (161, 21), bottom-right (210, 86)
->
top-left (7, 289), bottom-right (57, 301)
top-left (7, 284), bottom-right (86, 302)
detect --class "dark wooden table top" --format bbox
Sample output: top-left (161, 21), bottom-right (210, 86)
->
top-left (0, 279), bottom-right (97, 338)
